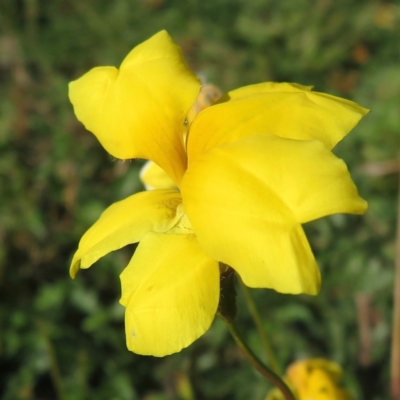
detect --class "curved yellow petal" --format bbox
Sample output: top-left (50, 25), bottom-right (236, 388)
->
top-left (216, 82), bottom-right (313, 103)
top-left (70, 189), bottom-right (182, 278)
top-left (120, 232), bottom-right (219, 356)
top-left (182, 135), bottom-right (367, 294)
top-left (69, 30), bottom-right (201, 185)
top-left (187, 83), bottom-right (368, 161)
top-left (140, 161), bottom-right (176, 190)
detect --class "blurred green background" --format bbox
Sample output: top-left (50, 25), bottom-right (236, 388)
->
top-left (0, 0), bottom-right (399, 399)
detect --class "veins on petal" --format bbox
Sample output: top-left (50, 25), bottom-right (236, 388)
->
top-left (158, 197), bottom-right (183, 220)
top-left (166, 204), bottom-right (195, 235)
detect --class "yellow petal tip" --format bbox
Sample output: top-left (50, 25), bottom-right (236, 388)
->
top-left (69, 259), bottom-right (80, 279)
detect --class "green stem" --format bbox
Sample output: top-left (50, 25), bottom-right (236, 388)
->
top-left (36, 319), bottom-right (66, 400)
top-left (219, 314), bottom-right (295, 400)
top-left (391, 173), bottom-right (400, 400)
top-left (240, 280), bottom-right (281, 375)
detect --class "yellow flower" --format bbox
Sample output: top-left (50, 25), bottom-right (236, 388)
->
top-left (266, 359), bottom-right (353, 400)
top-left (68, 31), bottom-right (368, 356)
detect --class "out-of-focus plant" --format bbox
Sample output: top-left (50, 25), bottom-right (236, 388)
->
top-left (1, 0), bottom-right (397, 399)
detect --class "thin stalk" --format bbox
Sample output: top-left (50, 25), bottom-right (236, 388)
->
top-left (240, 280), bottom-right (281, 375)
top-left (36, 319), bottom-right (66, 400)
top-left (391, 173), bottom-right (400, 400)
top-left (220, 314), bottom-right (295, 400)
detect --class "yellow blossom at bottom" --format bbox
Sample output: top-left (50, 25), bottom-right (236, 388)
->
top-left (266, 359), bottom-right (352, 400)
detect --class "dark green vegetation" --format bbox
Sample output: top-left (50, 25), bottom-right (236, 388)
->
top-left (1, 0), bottom-right (399, 399)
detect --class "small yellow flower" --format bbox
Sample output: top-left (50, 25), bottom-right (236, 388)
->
top-left (68, 31), bottom-right (368, 356)
top-left (266, 359), bottom-right (353, 400)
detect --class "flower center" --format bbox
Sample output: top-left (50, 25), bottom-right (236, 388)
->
top-left (165, 203), bottom-right (194, 235)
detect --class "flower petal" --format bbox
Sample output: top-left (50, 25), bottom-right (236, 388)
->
top-left (216, 82), bottom-right (313, 101)
top-left (187, 82), bottom-right (368, 161)
top-left (69, 30), bottom-right (201, 185)
top-left (181, 135), bottom-right (367, 294)
top-left (140, 161), bottom-right (176, 190)
top-left (70, 189), bottom-right (182, 278)
top-left (120, 232), bottom-right (219, 356)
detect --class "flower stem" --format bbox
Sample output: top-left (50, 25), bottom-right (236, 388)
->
top-left (217, 265), bottom-right (295, 400)
top-left (219, 314), bottom-right (295, 400)
top-left (391, 173), bottom-right (400, 400)
top-left (36, 319), bottom-right (66, 400)
top-left (240, 280), bottom-right (281, 375)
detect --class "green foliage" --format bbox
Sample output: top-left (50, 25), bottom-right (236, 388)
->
top-left (0, 0), bottom-right (398, 399)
